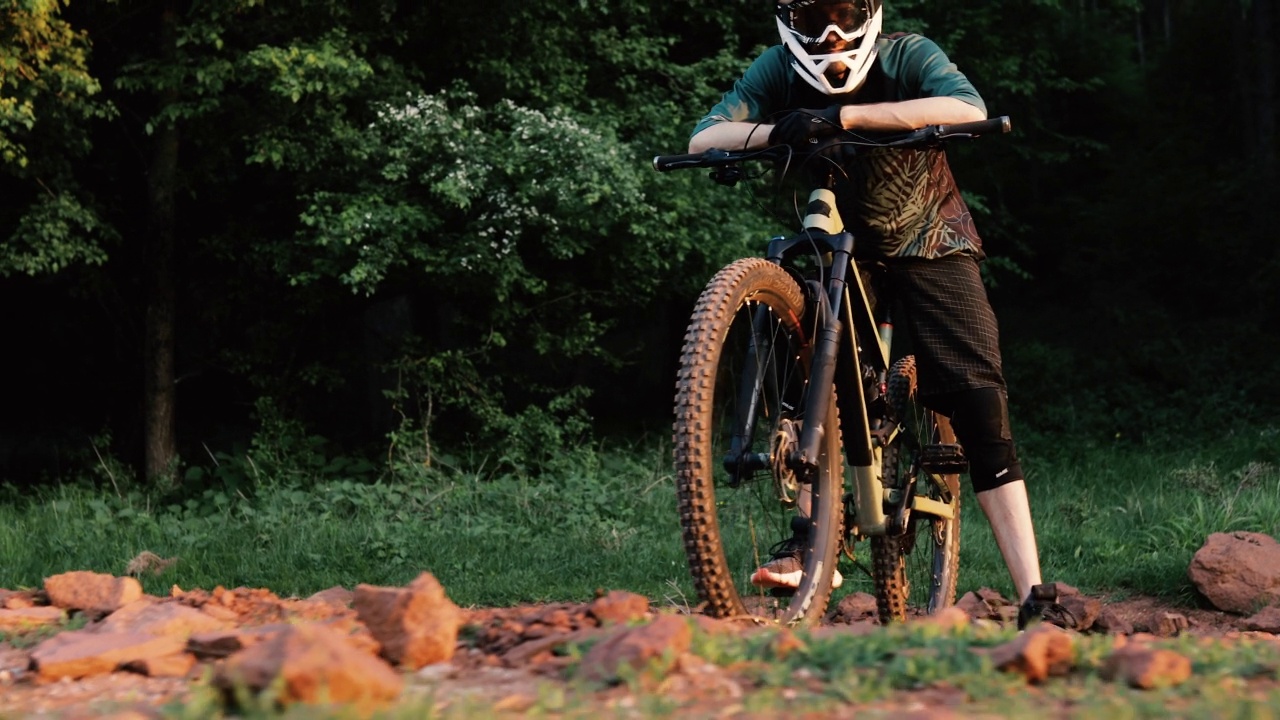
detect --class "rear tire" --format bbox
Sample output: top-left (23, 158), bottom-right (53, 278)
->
top-left (871, 355), bottom-right (962, 623)
top-left (673, 258), bottom-right (844, 625)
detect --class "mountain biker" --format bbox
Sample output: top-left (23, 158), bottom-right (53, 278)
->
top-left (688, 0), bottom-right (1073, 629)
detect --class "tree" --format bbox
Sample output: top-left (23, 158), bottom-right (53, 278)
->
top-left (1, 0), bottom-right (115, 277)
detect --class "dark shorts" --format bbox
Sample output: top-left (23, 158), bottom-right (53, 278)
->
top-left (879, 253), bottom-right (1006, 400)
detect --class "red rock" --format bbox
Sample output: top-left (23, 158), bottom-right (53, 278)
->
top-left (122, 652), bottom-right (198, 678)
top-left (977, 587), bottom-right (1011, 606)
top-left (1093, 607), bottom-right (1135, 635)
top-left (828, 592), bottom-right (878, 623)
top-left (307, 586), bottom-right (355, 608)
top-left (0, 606), bottom-right (65, 631)
top-left (1188, 532), bottom-right (1280, 614)
top-left (580, 614), bottom-right (693, 684)
top-left (588, 591), bottom-right (650, 626)
top-left (94, 599), bottom-right (233, 638)
top-left (0, 589), bottom-right (38, 610)
top-left (318, 615), bottom-right (381, 657)
top-left (199, 605), bottom-right (240, 622)
top-left (1059, 595), bottom-right (1103, 631)
top-left (214, 623), bottom-right (402, 712)
top-left (1243, 605), bottom-right (1280, 633)
top-left (501, 627), bottom-right (602, 665)
top-left (690, 615), bottom-right (747, 636)
top-left (30, 630), bottom-right (186, 680)
top-left (989, 625), bottom-right (1075, 683)
top-left (918, 606), bottom-right (970, 630)
top-left (954, 591), bottom-right (995, 620)
top-left (43, 572), bottom-right (143, 616)
top-left (352, 572), bottom-right (461, 670)
top-left (1150, 612), bottom-right (1189, 637)
top-left (1101, 646), bottom-right (1192, 689)
top-left (187, 624), bottom-right (291, 659)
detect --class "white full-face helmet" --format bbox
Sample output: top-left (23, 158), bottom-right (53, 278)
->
top-left (776, 0), bottom-right (883, 95)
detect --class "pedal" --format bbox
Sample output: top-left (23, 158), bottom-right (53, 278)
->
top-left (920, 443), bottom-right (968, 474)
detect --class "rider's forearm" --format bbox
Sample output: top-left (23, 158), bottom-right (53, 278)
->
top-left (688, 122), bottom-right (776, 153)
top-left (839, 96), bottom-right (985, 131)
top-left (688, 97), bottom-right (985, 153)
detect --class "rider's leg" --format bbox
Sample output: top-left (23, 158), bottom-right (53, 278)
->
top-left (884, 255), bottom-right (1052, 606)
top-left (935, 387), bottom-right (1073, 627)
top-left (975, 479), bottom-right (1041, 602)
top-left (943, 386), bottom-right (1041, 602)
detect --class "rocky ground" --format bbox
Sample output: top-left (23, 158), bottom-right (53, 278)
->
top-left (2, 531), bottom-right (1280, 718)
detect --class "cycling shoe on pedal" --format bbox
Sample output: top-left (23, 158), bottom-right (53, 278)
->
top-left (1017, 583), bottom-right (1079, 631)
top-left (749, 521), bottom-right (843, 590)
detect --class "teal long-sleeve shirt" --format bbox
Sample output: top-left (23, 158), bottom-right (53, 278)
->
top-left (693, 34), bottom-right (988, 260)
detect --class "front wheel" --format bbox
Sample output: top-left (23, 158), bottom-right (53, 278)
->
top-left (673, 258), bottom-right (844, 626)
top-left (871, 355), bottom-right (962, 623)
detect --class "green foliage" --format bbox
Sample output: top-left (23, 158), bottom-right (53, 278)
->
top-left (268, 83), bottom-right (770, 456)
top-left (0, 0), bottom-right (108, 169)
top-left (0, 192), bottom-right (116, 276)
top-left (291, 88), bottom-right (655, 296)
top-left (1, 0), bottom-right (117, 279)
top-left (2, 0), bottom-right (1279, 494)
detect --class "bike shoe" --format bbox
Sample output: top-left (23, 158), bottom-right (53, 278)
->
top-left (1017, 583), bottom-right (1079, 631)
top-left (749, 517), bottom-right (843, 590)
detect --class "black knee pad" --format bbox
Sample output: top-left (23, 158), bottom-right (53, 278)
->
top-left (938, 387), bottom-right (1023, 493)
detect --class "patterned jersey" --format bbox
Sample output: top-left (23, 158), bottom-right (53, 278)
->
top-left (692, 34), bottom-right (987, 259)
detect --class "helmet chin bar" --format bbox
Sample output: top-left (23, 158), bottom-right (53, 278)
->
top-left (777, 6), bottom-right (882, 95)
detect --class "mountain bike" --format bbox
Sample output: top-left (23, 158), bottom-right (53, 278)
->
top-left (657, 116), bottom-right (1011, 626)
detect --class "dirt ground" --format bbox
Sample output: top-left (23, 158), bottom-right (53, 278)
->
top-left (0, 588), bottom-right (1261, 719)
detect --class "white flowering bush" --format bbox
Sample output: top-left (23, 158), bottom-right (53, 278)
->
top-left (298, 89), bottom-right (659, 294)
top-left (289, 87), bottom-right (691, 467)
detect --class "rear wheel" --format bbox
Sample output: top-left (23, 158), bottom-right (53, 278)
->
top-left (871, 355), bottom-right (962, 623)
top-left (673, 258), bottom-right (844, 625)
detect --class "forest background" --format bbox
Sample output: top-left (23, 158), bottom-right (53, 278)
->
top-left (2, 0), bottom-right (1279, 602)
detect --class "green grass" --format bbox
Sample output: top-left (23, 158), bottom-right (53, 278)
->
top-left (674, 621), bottom-right (1280, 719)
top-left (0, 443), bottom-right (689, 605)
top-left (2, 427), bottom-right (1278, 609)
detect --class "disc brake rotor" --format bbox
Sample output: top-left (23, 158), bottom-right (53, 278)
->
top-left (772, 418), bottom-right (801, 506)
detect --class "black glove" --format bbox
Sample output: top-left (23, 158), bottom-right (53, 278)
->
top-left (768, 106), bottom-right (845, 148)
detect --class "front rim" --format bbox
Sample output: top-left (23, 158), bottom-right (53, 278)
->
top-left (674, 259), bottom-right (842, 625)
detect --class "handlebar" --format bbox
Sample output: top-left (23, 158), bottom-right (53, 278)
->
top-left (653, 115), bottom-right (1011, 173)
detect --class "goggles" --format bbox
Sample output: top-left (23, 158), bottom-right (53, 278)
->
top-left (781, 0), bottom-right (873, 46)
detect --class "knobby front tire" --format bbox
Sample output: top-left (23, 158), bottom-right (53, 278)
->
top-left (871, 355), bottom-right (962, 623)
top-left (673, 258), bottom-right (844, 626)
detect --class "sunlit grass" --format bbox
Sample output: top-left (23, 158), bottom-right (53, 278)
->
top-left (2, 427), bottom-right (1278, 610)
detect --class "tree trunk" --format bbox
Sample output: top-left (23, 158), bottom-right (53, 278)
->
top-left (143, 1), bottom-right (180, 485)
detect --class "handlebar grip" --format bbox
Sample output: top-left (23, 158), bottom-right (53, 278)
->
top-left (653, 153), bottom-right (708, 172)
top-left (935, 116), bottom-right (1011, 139)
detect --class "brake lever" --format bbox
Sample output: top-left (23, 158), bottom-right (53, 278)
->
top-left (710, 165), bottom-right (744, 187)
